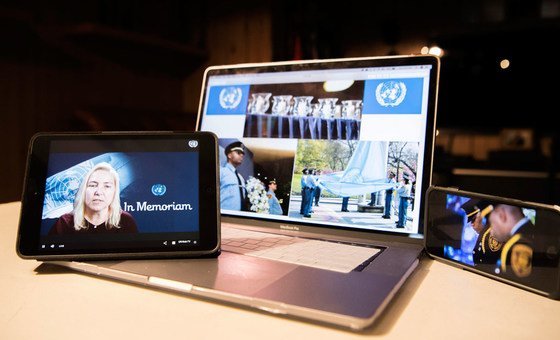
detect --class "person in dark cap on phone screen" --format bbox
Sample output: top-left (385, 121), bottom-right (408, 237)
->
top-left (461, 199), bottom-right (500, 266)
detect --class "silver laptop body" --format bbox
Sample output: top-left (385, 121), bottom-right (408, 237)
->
top-left (50, 55), bottom-right (440, 330)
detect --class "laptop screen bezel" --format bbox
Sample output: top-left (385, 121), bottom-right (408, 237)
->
top-left (196, 55), bottom-right (439, 245)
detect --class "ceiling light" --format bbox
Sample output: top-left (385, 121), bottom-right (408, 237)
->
top-left (428, 46), bottom-right (443, 57)
top-left (500, 59), bottom-right (510, 69)
top-left (323, 80), bottom-right (354, 92)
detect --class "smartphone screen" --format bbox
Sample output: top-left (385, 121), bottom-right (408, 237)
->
top-left (425, 187), bottom-right (560, 297)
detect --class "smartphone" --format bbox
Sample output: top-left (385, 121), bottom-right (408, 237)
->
top-left (425, 186), bottom-right (560, 299)
top-left (17, 131), bottom-right (220, 260)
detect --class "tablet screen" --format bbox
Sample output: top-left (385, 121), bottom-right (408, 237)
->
top-left (18, 133), bottom-right (219, 259)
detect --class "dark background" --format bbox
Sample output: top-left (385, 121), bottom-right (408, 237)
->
top-left (2, 0), bottom-right (560, 204)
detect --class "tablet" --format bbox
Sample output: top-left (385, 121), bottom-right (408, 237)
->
top-left (17, 131), bottom-right (220, 260)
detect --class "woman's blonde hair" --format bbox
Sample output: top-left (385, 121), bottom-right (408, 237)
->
top-left (73, 162), bottom-right (121, 231)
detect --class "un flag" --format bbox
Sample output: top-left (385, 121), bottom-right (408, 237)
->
top-left (206, 85), bottom-right (250, 115)
top-left (362, 78), bottom-right (424, 114)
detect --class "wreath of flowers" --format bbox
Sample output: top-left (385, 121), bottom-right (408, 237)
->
top-left (245, 176), bottom-right (270, 213)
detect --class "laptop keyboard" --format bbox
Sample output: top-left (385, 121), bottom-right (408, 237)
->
top-left (221, 227), bottom-right (381, 273)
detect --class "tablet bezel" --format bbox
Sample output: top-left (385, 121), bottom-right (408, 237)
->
top-left (17, 131), bottom-right (220, 260)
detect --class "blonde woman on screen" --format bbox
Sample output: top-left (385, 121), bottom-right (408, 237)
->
top-left (49, 162), bottom-right (138, 234)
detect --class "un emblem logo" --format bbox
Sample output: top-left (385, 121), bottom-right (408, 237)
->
top-left (151, 184), bottom-right (167, 196)
top-left (219, 87), bottom-right (243, 110)
top-left (375, 81), bottom-right (407, 107)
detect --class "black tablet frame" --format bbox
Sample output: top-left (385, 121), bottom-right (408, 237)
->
top-left (17, 131), bottom-right (220, 260)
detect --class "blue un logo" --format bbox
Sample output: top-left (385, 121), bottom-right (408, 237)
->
top-left (206, 85), bottom-right (249, 115)
top-left (375, 81), bottom-right (407, 107)
top-left (151, 184), bottom-right (167, 196)
top-left (362, 78), bottom-right (423, 114)
top-left (219, 87), bottom-right (243, 109)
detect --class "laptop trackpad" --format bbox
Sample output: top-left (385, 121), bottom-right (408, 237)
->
top-left (101, 251), bottom-right (297, 295)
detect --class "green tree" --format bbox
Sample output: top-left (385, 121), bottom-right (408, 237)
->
top-left (324, 141), bottom-right (347, 171)
top-left (295, 140), bottom-right (328, 172)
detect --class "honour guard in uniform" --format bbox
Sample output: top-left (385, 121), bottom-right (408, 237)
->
top-left (461, 200), bottom-right (502, 266)
top-left (300, 168), bottom-right (308, 216)
top-left (220, 141), bottom-right (248, 211)
top-left (266, 179), bottom-right (283, 215)
top-left (488, 204), bottom-right (536, 279)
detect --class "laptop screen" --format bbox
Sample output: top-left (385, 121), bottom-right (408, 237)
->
top-left (197, 56), bottom-right (439, 240)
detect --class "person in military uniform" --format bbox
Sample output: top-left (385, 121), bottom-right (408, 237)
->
top-left (299, 168), bottom-right (308, 216)
top-left (488, 204), bottom-right (536, 279)
top-left (313, 169), bottom-right (322, 207)
top-left (461, 200), bottom-right (502, 266)
top-left (266, 179), bottom-right (283, 215)
top-left (380, 172), bottom-right (396, 218)
top-left (396, 177), bottom-right (412, 228)
top-left (305, 168), bottom-right (317, 216)
top-left (220, 141), bottom-right (249, 211)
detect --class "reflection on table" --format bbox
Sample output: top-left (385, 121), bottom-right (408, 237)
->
top-left (244, 114), bottom-right (361, 140)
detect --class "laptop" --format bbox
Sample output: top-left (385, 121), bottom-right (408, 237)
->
top-left (49, 55), bottom-right (440, 330)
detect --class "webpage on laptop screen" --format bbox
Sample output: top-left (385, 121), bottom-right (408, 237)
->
top-left (201, 65), bottom-right (432, 236)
